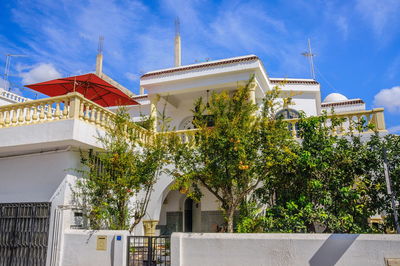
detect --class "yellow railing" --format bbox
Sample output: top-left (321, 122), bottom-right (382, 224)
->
top-left (0, 92), bottom-right (152, 143)
top-left (285, 108), bottom-right (386, 137)
top-left (160, 108), bottom-right (387, 143)
top-left (0, 92), bottom-right (386, 144)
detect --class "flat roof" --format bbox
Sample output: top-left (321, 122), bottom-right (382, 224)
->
top-left (141, 55), bottom-right (259, 78)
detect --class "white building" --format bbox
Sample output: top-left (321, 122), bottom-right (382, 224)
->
top-left (0, 48), bottom-right (387, 264)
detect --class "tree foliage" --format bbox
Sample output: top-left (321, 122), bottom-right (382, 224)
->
top-left (75, 108), bottom-right (166, 231)
top-left (240, 113), bottom-right (400, 233)
top-left (169, 76), bottom-right (295, 232)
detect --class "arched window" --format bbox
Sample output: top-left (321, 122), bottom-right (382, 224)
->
top-left (275, 108), bottom-right (300, 119)
top-left (276, 108), bottom-right (300, 137)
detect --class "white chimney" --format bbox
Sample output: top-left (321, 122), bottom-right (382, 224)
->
top-left (96, 36), bottom-right (104, 76)
top-left (174, 18), bottom-right (181, 67)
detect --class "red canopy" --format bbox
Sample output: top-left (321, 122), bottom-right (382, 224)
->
top-left (25, 73), bottom-right (138, 107)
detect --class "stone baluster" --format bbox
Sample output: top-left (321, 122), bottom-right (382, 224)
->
top-left (25, 105), bottom-right (31, 123)
top-left (32, 104), bottom-right (38, 122)
top-left (62, 100), bottom-right (69, 118)
top-left (338, 117), bottom-right (345, 134)
top-left (84, 104), bottom-right (90, 121)
top-left (100, 111), bottom-right (106, 127)
top-left (39, 103), bottom-right (46, 121)
top-left (90, 107), bottom-right (96, 123)
top-left (18, 107), bottom-right (24, 124)
top-left (291, 122), bottom-right (297, 137)
top-left (46, 102), bottom-right (53, 120)
top-left (0, 111), bottom-right (4, 128)
top-left (79, 102), bottom-right (84, 119)
top-left (102, 113), bottom-right (109, 128)
top-left (347, 115), bottom-right (353, 133)
top-left (95, 108), bottom-right (101, 125)
top-left (5, 110), bottom-right (10, 127)
top-left (54, 101), bottom-right (61, 120)
top-left (11, 109), bottom-right (18, 125)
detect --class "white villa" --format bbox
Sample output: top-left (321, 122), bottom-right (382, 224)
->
top-left (0, 40), bottom-right (387, 264)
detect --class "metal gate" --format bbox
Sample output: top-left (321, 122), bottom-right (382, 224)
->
top-left (0, 202), bottom-right (51, 266)
top-left (127, 236), bottom-right (171, 266)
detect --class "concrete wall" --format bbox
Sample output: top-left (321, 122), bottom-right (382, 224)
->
top-left (171, 233), bottom-right (400, 266)
top-left (60, 230), bottom-right (130, 266)
top-left (0, 150), bottom-right (80, 202)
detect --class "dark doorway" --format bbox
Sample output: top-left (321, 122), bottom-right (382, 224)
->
top-left (184, 198), bottom-right (193, 232)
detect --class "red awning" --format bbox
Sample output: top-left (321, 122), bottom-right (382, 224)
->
top-left (25, 73), bottom-right (138, 107)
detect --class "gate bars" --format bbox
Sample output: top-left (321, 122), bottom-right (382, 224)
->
top-left (0, 202), bottom-right (51, 266)
top-left (127, 236), bottom-right (171, 266)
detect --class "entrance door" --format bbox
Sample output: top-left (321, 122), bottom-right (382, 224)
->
top-left (184, 198), bottom-right (193, 232)
top-left (0, 202), bottom-right (51, 265)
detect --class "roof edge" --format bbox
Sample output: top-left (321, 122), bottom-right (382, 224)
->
top-left (141, 55), bottom-right (259, 79)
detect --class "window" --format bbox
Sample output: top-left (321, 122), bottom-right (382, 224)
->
top-left (276, 108), bottom-right (300, 137)
top-left (275, 108), bottom-right (300, 119)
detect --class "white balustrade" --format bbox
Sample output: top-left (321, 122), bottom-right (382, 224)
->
top-left (0, 90), bottom-right (29, 103)
top-left (0, 92), bottom-right (387, 145)
top-left (284, 108), bottom-right (386, 138)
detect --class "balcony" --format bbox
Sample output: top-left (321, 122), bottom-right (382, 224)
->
top-left (0, 92), bottom-right (151, 155)
top-left (0, 93), bottom-right (386, 151)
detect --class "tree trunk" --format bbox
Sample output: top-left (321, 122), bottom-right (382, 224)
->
top-left (227, 208), bottom-right (235, 233)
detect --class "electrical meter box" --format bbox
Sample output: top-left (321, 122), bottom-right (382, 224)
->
top-left (96, 235), bottom-right (107, 251)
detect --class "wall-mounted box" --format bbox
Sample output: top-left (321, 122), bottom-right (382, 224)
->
top-left (96, 235), bottom-right (107, 251)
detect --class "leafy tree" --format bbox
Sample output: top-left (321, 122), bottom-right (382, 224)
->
top-left (75, 108), bottom-right (166, 231)
top-left (169, 77), bottom-right (294, 232)
top-left (363, 133), bottom-right (400, 232)
top-left (254, 114), bottom-right (389, 233)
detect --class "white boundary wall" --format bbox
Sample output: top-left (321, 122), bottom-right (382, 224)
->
top-left (171, 233), bottom-right (400, 266)
top-left (60, 230), bottom-right (131, 266)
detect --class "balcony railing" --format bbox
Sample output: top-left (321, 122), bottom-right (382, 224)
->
top-left (0, 92), bottom-right (386, 145)
top-left (0, 90), bottom-right (29, 103)
top-left (285, 108), bottom-right (386, 137)
top-left (160, 109), bottom-right (387, 143)
top-left (0, 92), bottom-right (152, 143)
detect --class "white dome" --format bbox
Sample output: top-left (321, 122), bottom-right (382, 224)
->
top-left (323, 93), bottom-right (348, 103)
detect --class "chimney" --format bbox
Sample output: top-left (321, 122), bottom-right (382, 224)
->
top-left (174, 18), bottom-right (181, 67)
top-left (96, 36), bottom-right (104, 76)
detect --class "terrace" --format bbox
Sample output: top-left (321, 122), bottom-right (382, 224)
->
top-left (0, 93), bottom-right (386, 151)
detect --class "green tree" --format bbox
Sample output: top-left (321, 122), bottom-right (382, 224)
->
top-left (75, 108), bottom-right (166, 231)
top-left (169, 77), bottom-right (294, 232)
top-left (257, 114), bottom-right (386, 233)
top-left (363, 133), bottom-right (400, 232)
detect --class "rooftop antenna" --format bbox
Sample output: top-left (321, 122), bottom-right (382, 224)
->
top-left (3, 54), bottom-right (27, 91)
top-left (98, 35), bottom-right (104, 54)
top-left (96, 36), bottom-right (104, 76)
top-left (301, 39), bottom-right (316, 80)
top-left (174, 17), bottom-right (182, 67)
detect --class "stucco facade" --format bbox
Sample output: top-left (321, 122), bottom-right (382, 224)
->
top-left (0, 55), bottom-right (387, 265)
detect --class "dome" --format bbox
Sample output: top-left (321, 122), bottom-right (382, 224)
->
top-left (323, 93), bottom-right (348, 103)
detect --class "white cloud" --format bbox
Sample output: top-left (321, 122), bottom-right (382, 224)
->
top-left (125, 72), bottom-right (140, 81)
top-left (335, 16), bottom-right (349, 39)
top-left (373, 86), bottom-right (400, 113)
top-left (388, 125), bottom-right (400, 134)
top-left (19, 63), bottom-right (61, 85)
top-left (355, 0), bottom-right (400, 37)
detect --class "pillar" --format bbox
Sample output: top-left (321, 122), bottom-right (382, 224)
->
top-left (149, 96), bottom-right (158, 132)
top-left (249, 79), bottom-right (257, 104)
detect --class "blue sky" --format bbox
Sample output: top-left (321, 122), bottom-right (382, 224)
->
top-left (0, 0), bottom-right (399, 132)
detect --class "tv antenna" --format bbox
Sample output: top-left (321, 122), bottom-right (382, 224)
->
top-left (175, 17), bottom-right (180, 36)
top-left (301, 39), bottom-right (316, 80)
top-left (3, 54), bottom-right (27, 91)
top-left (98, 36), bottom-right (104, 54)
